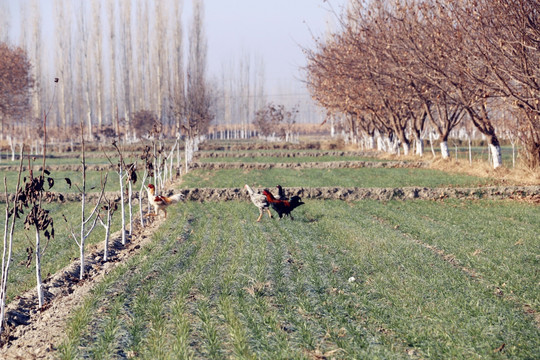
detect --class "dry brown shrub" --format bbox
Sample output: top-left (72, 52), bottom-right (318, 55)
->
top-left (429, 158), bottom-right (540, 185)
top-left (319, 138), bottom-right (346, 150)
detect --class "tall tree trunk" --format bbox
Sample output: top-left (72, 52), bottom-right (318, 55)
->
top-left (108, 1), bottom-right (118, 136)
top-left (35, 229), bottom-right (44, 308)
top-left (488, 136), bottom-right (502, 168)
top-left (440, 140), bottom-right (450, 159)
top-left (79, 192), bottom-right (85, 280)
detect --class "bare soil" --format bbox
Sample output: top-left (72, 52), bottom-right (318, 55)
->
top-left (0, 217), bottom-right (165, 359)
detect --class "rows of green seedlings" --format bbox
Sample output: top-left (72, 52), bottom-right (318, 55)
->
top-left (180, 167), bottom-right (495, 189)
top-left (0, 200), bottom-right (136, 302)
top-left (0, 154), bottom-right (140, 167)
top-left (1, 171), bottom-right (126, 193)
top-left (59, 200), bottom-right (539, 359)
top-left (364, 199), bottom-right (540, 310)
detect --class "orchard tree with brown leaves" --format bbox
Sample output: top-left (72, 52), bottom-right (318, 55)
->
top-left (131, 109), bottom-right (159, 139)
top-left (253, 103), bottom-right (298, 140)
top-left (306, 0), bottom-right (539, 168)
top-left (0, 42), bottom-right (34, 138)
top-left (449, 0), bottom-right (540, 168)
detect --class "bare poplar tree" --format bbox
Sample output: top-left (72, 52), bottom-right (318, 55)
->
top-left (0, 1), bottom-right (8, 43)
top-left (108, 1), bottom-right (119, 136)
top-left (121, 0), bottom-right (133, 140)
top-left (92, 1), bottom-right (104, 131)
top-left (137, 0), bottom-right (151, 110)
top-left (29, 0), bottom-right (42, 130)
top-left (154, 1), bottom-right (168, 123)
top-left (54, 0), bottom-right (68, 133)
top-left (75, 3), bottom-right (93, 139)
top-left (171, 0), bottom-right (185, 172)
top-left (172, 0), bottom-right (213, 171)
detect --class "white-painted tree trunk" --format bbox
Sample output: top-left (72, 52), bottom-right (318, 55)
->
top-left (0, 204), bottom-right (15, 334)
top-left (184, 138), bottom-right (191, 173)
top-left (138, 170), bottom-right (148, 226)
top-left (99, 208), bottom-right (112, 262)
top-left (415, 138), bottom-right (424, 156)
top-left (128, 181), bottom-right (133, 236)
top-left (35, 230), bottom-right (44, 308)
top-left (8, 137), bottom-right (15, 161)
top-left (387, 138), bottom-right (399, 154)
top-left (402, 142), bottom-right (410, 155)
top-left (367, 134), bottom-right (375, 150)
top-left (511, 141), bottom-right (516, 168)
top-left (429, 133), bottom-right (436, 157)
top-left (176, 135), bottom-right (182, 176)
top-left (468, 136), bottom-right (472, 165)
top-left (440, 141), bottom-right (450, 159)
top-left (489, 144), bottom-right (502, 168)
top-left (377, 136), bottom-right (385, 152)
top-left (79, 192), bottom-right (86, 280)
top-left (118, 167), bottom-right (126, 245)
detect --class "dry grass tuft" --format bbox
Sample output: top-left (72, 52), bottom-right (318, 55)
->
top-left (244, 281), bottom-right (272, 297)
top-left (428, 158), bottom-right (540, 185)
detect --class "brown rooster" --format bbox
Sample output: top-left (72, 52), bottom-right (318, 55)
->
top-left (145, 184), bottom-right (184, 218)
top-left (262, 188), bottom-right (304, 220)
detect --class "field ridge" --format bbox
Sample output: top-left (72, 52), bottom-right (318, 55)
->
top-left (4, 185), bottom-right (538, 204)
top-left (0, 160), bottom-right (428, 172)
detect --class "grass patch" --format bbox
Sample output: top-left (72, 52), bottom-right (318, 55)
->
top-left (180, 167), bottom-right (495, 189)
top-left (362, 199), bottom-right (540, 310)
top-left (0, 154), bottom-right (140, 167)
top-left (59, 200), bottom-right (540, 359)
top-left (0, 170), bottom-right (131, 193)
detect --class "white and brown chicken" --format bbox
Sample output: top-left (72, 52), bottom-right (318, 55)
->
top-left (245, 184), bottom-right (272, 222)
top-left (145, 184), bottom-right (184, 219)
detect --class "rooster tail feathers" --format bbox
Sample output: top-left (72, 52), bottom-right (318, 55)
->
top-left (168, 193), bottom-right (185, 203)
top-left (244, 184), bottom-right (254, 195)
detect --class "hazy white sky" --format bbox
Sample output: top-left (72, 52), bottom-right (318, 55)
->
top-left (2, 0), bottom-right (347, 94)
top-left (194, 0), bottom-right (346, 89)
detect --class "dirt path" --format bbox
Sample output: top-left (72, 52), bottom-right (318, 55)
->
top-left (0, 217), bottom-right (165, 359)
